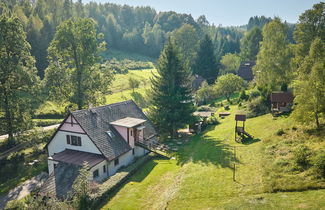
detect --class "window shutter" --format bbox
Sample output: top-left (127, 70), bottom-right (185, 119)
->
top-left (78, 137), bottom-right (81, 146)
top-left (66, 135), bottom-right (70, 144)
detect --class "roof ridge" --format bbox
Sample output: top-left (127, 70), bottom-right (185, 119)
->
top-left (71, 100), bottom-right (134, 114)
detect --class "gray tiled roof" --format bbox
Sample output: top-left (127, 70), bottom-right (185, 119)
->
top-left (238, 61), bottom-right (255, 81)
top-left (71, 100), bottom-right (157, 161)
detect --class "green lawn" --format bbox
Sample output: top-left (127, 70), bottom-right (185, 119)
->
top-left (101, 106), bottom-right (325, 210)
top-left (110, 69), bottom-right (157, 93)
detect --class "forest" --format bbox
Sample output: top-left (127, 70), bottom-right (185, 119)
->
top-left (0, 0), bottom-right (324, 209)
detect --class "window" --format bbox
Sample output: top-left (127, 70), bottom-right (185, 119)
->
top-left (71, 136), bottom-right (82, 146)
top-left (93, 169), bottom-right (99, 178)
top-left (114, 158), bottom-right (119, 166)
top-left (130, 130), bottom-right (133, 136)
top-left (103, 165), bottom-right (106, 173)
top-left (54, 163), bottom-right (58, 169)
top-left (106, 131), bottom-right (115, 138)
top-left (132, 148), bottom-right (135, 155)
top-left (66, 135), bottom-right (71, 144)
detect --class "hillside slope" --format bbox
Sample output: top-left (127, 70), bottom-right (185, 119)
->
top-left (100, 106), bottom-right (325, 209)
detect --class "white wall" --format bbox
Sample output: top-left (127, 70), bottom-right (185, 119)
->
top-left (47, 159), bottom-right (58, 174)
top-left (48, 131), bottom-right (102, 157)
top-left (89, 160), bottom-right (109, 182)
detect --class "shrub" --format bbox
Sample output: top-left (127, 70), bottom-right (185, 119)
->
top-left (312, 153), bottom-right (325, 178)
top-left (248, 89), bottom-right (260, 100)
top-left (246, 96), bottom-right (269, 117)
top-left (293, 145), bottom-right (310, 169)
top-left (5, 199), bottom-right (26, 209)
top-left (239, 90), bottom-right (249, 101)
top-left (206, 116), bottom-right (219, 125)
top-left (276, 129), bottom-right (285, 136)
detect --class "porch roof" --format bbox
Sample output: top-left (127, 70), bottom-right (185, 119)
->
top-left (110, 117), bottom-right (147, 128)
top-left (50, 149), bottom-right (106, 168)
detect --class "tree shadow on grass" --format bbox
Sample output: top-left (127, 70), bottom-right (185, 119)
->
top-left (174, 132), bottom-right (238, 169)
top-left (242, 138), bottom-right (261, 145)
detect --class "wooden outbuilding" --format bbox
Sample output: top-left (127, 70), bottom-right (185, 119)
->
top-left (270, 92), bottom-right (294, 113)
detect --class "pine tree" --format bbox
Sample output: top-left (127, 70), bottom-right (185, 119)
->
top-left (149, 39), bottom-right (195, 138)
top-left (193, 34), bottom-right (218, 84)
top-left (0, 15), bottom-right (40, 142)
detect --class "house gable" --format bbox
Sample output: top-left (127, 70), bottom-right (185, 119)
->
top-left (48, 130), bottom-right (102, 157)
top-left (59, 114), bottom-right (85, 134)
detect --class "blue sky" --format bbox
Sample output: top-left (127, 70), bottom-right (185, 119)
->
top-left (82, 0), bottom-right (321, 26)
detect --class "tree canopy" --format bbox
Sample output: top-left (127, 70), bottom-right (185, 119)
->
top-left (220, 53), bottom-right (241, 75)
top-left (0, 15), bottom-right (40, 141)
top-left (240, 26), bottom-right (262, 61)
top-left (44, 18), bottom-right (113, 109)
top-left (214, 74), bottom-right (245, 101)
top-left (254, 18), bottom-right (292, 90)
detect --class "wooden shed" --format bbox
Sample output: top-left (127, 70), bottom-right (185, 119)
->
top-left (270, 92), bottom-right (294, 113)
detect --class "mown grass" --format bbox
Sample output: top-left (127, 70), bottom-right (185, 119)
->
top-left (101, 105), bottom-right (325, 210)
top-left (110, 69), bottom-right (157, 93)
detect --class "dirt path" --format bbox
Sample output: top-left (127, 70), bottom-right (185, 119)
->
top-left (0, 172), bottom-right (48, 209)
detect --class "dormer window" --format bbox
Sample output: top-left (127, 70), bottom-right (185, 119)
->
top-left (106, 131), bottom-right (115, 138)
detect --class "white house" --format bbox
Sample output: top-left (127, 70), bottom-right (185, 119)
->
top-left (41, 100), bottom-right (157, 198)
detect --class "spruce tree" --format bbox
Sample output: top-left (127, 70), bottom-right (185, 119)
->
top-left (193, 34), bottom-right (218, 84)
top-left (150, 39), bottom-right (195, 138)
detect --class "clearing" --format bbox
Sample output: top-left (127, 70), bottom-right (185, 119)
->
top-left (100, 106), bottom-right (325, 210)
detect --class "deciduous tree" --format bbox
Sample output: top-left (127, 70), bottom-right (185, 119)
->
top-left (293, 38), bottom-right (325, 129)
top-left (214, 74), bottom-right (245, 102)
top-left (254, 18), bottom-right (292, 90)
top-left (0, 15), bottom-right (39, 141)
top-left (44, 18), bottom-right (113, 109)
top-left (220, 53), bottom-right (241, 75)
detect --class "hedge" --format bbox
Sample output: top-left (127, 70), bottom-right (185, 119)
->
top-left (90, 153), bottom-right (156, 207)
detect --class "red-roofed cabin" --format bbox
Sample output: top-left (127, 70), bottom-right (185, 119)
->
top-left (271, 92), bottom-right (294, 113)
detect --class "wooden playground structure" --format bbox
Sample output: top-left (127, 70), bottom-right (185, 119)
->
top-left (235, 114), bottom-right (254, 142)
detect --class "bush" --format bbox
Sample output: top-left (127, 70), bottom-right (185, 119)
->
top-left (246, 96), bottom-right (269, 117)
top-left (248, 89), bottom-right (260, 100)
top-left (5, 199), bottom-right (26, 209)
top-left (293, 145), bottom-right (310, 169)
top-left (312, 153), bottom-right (325, 178)
top-left (238, 90), bottom-right (249, 102)
top-left (206, 116), bottom-right (219, 125)
top-left (276, 129), bottom-right (285, 136)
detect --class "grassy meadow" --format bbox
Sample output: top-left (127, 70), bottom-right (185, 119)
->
top-left (100, 105), bottom-right (325, 210)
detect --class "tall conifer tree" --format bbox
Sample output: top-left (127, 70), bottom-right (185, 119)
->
top-left (193, 34), bottom-right (218, 84)
top-left (150, 39), bottom-right (195, 138)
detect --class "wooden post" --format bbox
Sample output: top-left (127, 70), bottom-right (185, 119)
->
top-left (233, 163), bottom-right (236, 181)
top-left (233, 146), bottom-right (236, 181)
